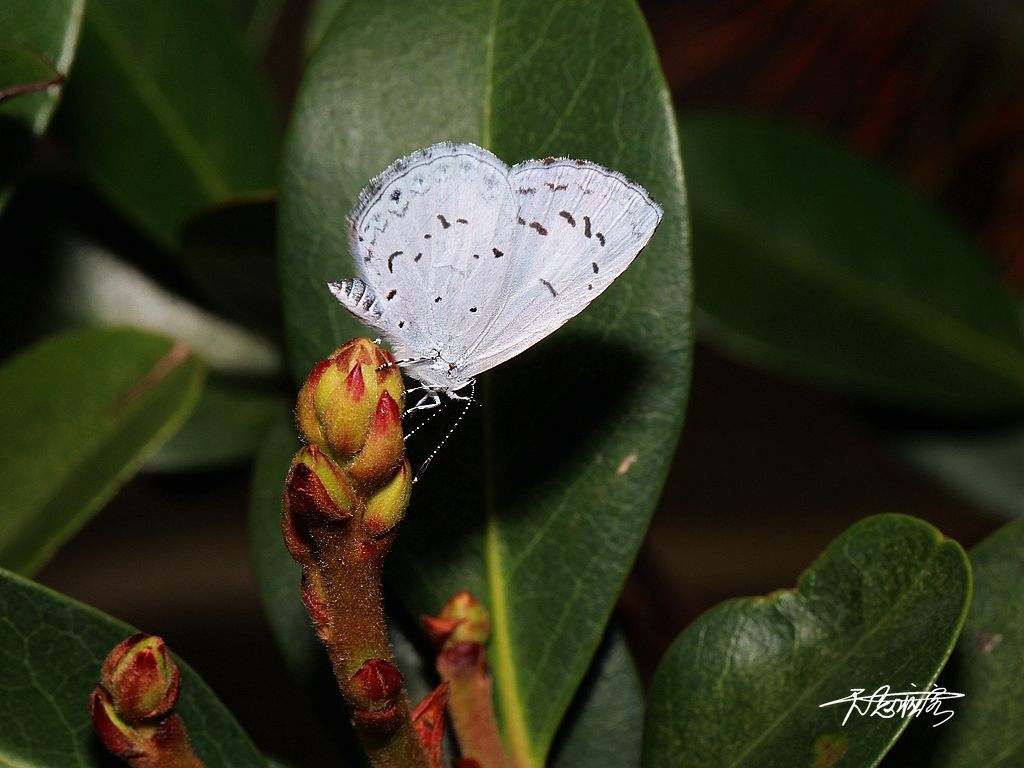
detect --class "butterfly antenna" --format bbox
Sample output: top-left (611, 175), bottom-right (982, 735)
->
top-left (403, 401), bottom-right (445, 441)
top-left (413, 379), bottom-right (476, 484)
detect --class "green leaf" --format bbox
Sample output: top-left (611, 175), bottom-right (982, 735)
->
top-left (681, 113), bottom-right (1024, 412)
top-left (178, 197), bottom-right (284, 343)
top-left (549, 628), bottom-right (644, 768)
top-left (60, 0), bottom-right (278, 248)
top-left (886, 518), bottom-right (1024, 767)
top-left (304, 0), bottom-right (347, 55)
top-left (891, 424), bottom-right (1024, 520)
top-left (0, 567), bottom-right (266, 767)
top-left (146, 378), bottom-right (289, 472)
top-left (0, 327), bottom-right (205, 575)
top-left (50, 236), bottom-right (283, 378)
top-left (221, 0), bottom-right (288, 55)
top-left (643, 514), bottom-right (971, 768)
top-left (278, 1), bottom-right (690, 764)
top-left (0, 0), bottom-right (83, 209)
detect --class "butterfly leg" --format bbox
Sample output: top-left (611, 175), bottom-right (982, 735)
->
top-left (405, 390), bottom-right (443, 414)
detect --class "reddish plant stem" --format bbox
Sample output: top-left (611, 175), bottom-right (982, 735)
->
top-left (438, 642), bottom-right (511, 768)
top-left (309, 524), bottom-right (429, 768)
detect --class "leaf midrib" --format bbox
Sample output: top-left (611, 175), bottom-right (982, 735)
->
top-left (479, 0), bottom-right (537, 764)
top-left (86, 0), bottom-right (232, 202)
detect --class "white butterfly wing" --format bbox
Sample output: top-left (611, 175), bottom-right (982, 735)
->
top-left (334, 143), bottom-right (661, 390)
top-left (455, 158), bottom-right (662, 380)
top-left (337, 143), bottom-right (520, 388)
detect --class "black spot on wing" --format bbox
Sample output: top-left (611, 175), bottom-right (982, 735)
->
top-left (529, 222), bottom-right (548, 235)
top-left (518, 187), bottom-right (537, 195)
top-left (434, 296), bottom-right (442, 303)
top-left (492, 248), bottom-right (504, 258)
top-left (596, 232), bottom-right (606, 246)
top-left (591, 262), bottom-right (599, 274)
top-left (540, 279), bottom-right (557, 297)
top-left (387, 250), bottom-right (403, 273)
top-left (559, 210), bottom-right (576, 227)
top-left (424, 233), bottom-right (432, 239)
top-left (414, 252), bottom-right (423, 262)
top-left (456, 218), bottom-right (469, 224)
top-left (544, 182), bottom-right (568, 191)
top-left (386, 289), bottom-right (397, 300)
top-left (583, 216), bottom-right (592, 238)
top-left (437, 214), bottom-right (451, 229)
top-left (469, 306), bottom-right (477, 313)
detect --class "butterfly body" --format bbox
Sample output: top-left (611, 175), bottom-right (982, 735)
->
top-left (330, 142), bottom-right (662, 403)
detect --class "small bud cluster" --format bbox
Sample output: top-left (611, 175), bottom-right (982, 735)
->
top-left (90, 634), bottom-right (202, 768)
top-left (286, 338), bottom-right (411, 552)
top-left (284, 339), bottom-right (432, 758)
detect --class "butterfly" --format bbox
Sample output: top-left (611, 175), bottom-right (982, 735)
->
top-left (330, 142), bottom-right (662, 412)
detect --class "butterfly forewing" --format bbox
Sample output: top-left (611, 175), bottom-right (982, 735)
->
top-left (346, 144), bottom-right (520, 387)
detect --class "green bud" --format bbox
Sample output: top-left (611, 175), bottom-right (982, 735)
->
top-left (295, 339), bottom-right (405, 460)
top-left (100, 633), bottom-right (180, 722)
top-left (362, 459), bottom-right (413, 537)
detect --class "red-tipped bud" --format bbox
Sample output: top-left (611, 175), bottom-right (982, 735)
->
top-left (345, 391), bottom-right (405, 486)
top-left (348, 659), bottom-right (404, 712)
top-left (362, 458), bottom-right (413, 536)
top-left (101, 634), bottom-right (180, 722)
top-left (422, 615), bottom-right (464, 649)
top-left (90, 687), bottom-right (150, 758)
top-left (439, 592), bottom-right (490, 645)
top-left (412, 683), bottom-right (450, 768)
top-left (295, 339), bottom-right (405, 459)
top-left (286, 445), bottom-right (358, 522)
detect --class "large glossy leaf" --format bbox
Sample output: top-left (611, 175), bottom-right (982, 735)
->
top-left (60, 0), bottom-right (278, 247)
top-left (549, 628), bottom-right (644, 768)
top-left (643, 515), bottom-right (971, 768)
top-left (50, 237), bottom-right (283, 377)
top-left (886, 518), bottom-right (1024, 767)
top-left (891, 424), bottom-right (1024, 520)
top-left (249, 419), bottom-right (644, 766)
top-left (178, 197), bottom-right (283, 342)
top-left (0, 0), bottom-right (83, 209)
top-left (0, 567), bottom-right (266, 767)
top-left (278, 1), bottom-right (690, 764)
top-left (0, 327), bottom-right (205, 575)
top-left (681, 113), bottom-right (1024, 413)
top-left (146, 378), bottom-right (289, 472)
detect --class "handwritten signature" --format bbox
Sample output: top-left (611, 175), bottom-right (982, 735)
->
top-left (819, 685), bottom-right (964, 727)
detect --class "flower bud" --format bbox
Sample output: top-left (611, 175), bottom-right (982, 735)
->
top-left (362, 459), bottom-right (413, 537)
top-left (439, 592), bottom-right (490, 645)
top-left (101, 634), bottom-right (180, 722)
top-left (295, 339), bottom-right (404, 459)
top-left (89, 687), bottom-right (151, 758)
top-left (348, 658), bottom-right (404, 712)
top-left (345, 391), bottom-right (405, 486)
top-left (286, 444), bottom-right (358, 522)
